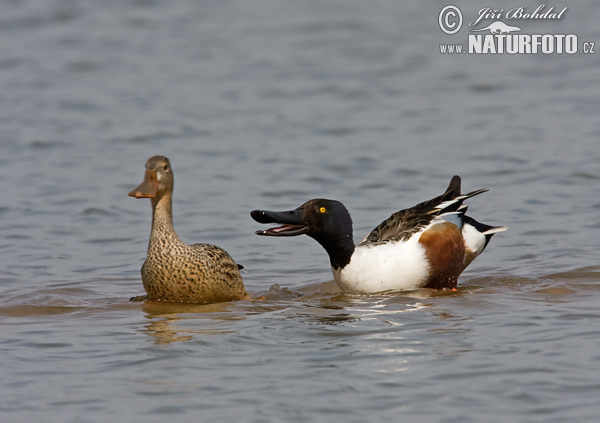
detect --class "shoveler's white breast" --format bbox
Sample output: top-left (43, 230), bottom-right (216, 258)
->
top-left (332, 235), bottom-right (431, 294)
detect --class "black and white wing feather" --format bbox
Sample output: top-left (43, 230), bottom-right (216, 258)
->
top-left (360, 176), bottom-right (488, 245)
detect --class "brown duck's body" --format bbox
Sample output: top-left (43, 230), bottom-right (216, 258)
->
top-left (129, 155), bottom-right (249, 304)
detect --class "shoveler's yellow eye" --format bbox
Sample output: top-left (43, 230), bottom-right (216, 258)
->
top-left (319, 207), bottom-right (326, 213)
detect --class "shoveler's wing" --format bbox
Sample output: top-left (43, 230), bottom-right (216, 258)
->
top-left (360, 175), bottom-right (488, 245)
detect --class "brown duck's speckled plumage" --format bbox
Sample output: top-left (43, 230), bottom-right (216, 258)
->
top-left (130, 155), bottom-right (250, 304)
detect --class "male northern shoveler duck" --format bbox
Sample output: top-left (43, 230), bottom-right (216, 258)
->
top-left (128, 155), bottom-right (250, 303)
top-left (251, 176), bottom-right (506, 294)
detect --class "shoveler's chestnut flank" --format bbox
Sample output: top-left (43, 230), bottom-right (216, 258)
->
top-left (129, 155), bottom-right (249, 304)
top-left (251, 176), bottom-right (506, 293)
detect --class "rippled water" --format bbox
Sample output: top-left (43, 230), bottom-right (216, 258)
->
top-left (2, 1), bottom-right (600, 422)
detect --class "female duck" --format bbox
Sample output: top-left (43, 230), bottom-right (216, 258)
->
top-left (129, 155), bottom-right (249, 303)
top-left (251, 176), bottom-right (506, 293)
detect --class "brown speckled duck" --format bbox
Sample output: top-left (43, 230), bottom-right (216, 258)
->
top-left (128, 155), bottom-right (250, 304)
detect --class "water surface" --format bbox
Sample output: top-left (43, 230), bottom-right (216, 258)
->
top-left (2, 1), bottom-right (600, 422)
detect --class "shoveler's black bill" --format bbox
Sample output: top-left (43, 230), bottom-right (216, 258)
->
top-left (251, 209), bottom-right (308, 237)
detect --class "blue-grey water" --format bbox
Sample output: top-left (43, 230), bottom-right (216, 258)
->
top-left (2, 1), bottom-right (600, 422)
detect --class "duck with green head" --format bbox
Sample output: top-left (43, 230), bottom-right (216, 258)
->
top-left (251, 176), bottom-right (506, 293)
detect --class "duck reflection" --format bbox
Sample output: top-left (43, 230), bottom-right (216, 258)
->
top-left (140, 301), bottom-right (245, 344)
top-left (135, 281), bottom-right (466, 344)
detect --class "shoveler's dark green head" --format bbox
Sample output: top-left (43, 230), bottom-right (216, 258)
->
top-left (251, 199), bottom-right (355, 269)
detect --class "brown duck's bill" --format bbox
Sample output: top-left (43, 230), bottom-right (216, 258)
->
top-left (251, 209), bottom-right (308, 237)
top-left (128, 169), bottom-right (158, 198)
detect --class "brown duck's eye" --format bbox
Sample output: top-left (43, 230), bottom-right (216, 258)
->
top-left (163, 164), bottom-right (169, 171)
top-left (319, 207), bottom-right (326, 213)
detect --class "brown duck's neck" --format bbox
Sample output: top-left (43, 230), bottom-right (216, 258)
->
top-left (148, 192), bottom-right (180, 247)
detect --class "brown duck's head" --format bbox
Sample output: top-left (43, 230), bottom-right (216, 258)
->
top-left (128, 155), bottom-right (173, 199)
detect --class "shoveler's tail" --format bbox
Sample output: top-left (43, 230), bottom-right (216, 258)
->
top-left (463, 215), bottom-right (508, 249)
top-left (435, 176), bottom-right (507, 271)
top-left (461, 215), bottom-right (507, 270)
